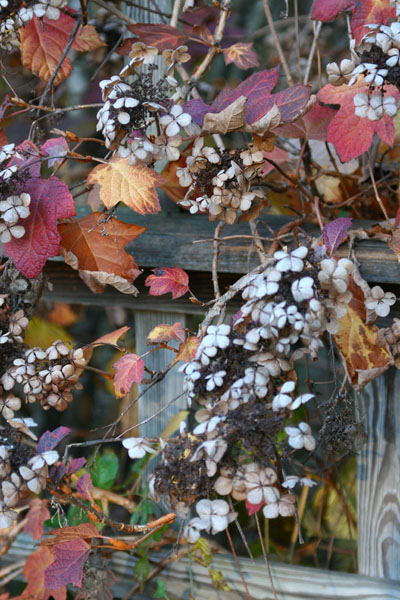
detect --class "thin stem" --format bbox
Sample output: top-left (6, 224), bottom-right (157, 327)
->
top-left (170, 0), bottom-right (183, 28)
top-left (303, 20), bottom-right (322, 85)
top-left (92, 0), bottom-right (136, 24)
top-left (212, 222), bottom-right (224, 299)
top-left (255, 513), bottom-right (278, 600)
top-left (225, 527), bottom-right (253, 600)
top-left (262, 0), bottom-right (294, 85)
top-left (367, 158), bottom-right (393, 230)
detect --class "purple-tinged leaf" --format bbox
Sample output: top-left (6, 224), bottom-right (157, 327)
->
top-left (182, 97), bottom-right (210, 126)
top-left (42, 137), bottom-right (68, 167)
top-left (44, 539), bottom-right (91, 589)
top-left (50, 462), bottom-right (67, 483)
top-left (322, 217), bottom-right (353, 253)
top-left (68, 457), bottom-right (87, 475)
top-left (76, 473), bottom-right (93, 501)
top-left (37, 426), bottom-right (71, 453)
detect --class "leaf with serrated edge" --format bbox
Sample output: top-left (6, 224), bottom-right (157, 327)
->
top-left (147, 322), bottom-right (185, 345)
top-left (145, 267), bottom-right (189, 299)
top-left (87, 158), bottom-right (165, 215)
top-left (223, 42), bottom-right (260, 70)
top-left (20, 13), bottom-right (104, 85)
top-left (113, 353), bottom-right (145, 397)
top-left (44, 539), bottom-right (91, 589)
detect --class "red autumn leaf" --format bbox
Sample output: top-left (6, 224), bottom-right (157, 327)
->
top-left (42, 137), bottom-right (69, 167)
top-left (122, 23), bottom-right (188, 52)
top-left (2, 177), bottom-right (75, 278)
top-left (176, 336), bottom-right (200, 362)
top-left (145, 267), bottom-right (190, 300)
top-left (317, 79), bottom-right (400, 162)
top-left (311, 0), bottom-right (395, 43)
top-left (245, 498), bottom-right (264, 516)
top-left (89, 326), bottom-right (130, 349)
top-left (67, 457), bottom-right (87, 475)
top-left (37, 426), bottom-right (71, 453)
top-left (146, 322), bottom-right (185, 345)
top-left (76, 473), bottom-right (93, 501)
top-left (58, 212), bottom-right (146, 295)
top-left (24, 499), bottom-right (50, 541)
top-left (44, 539), bottom-right (91, 590)
top-left (43, 523), bottom-right (101, 546)
top-left (223, 42), bottom-right (259, 70)
top-left (20, 13), bottom-right (105, 85)
top-left (22, 546), bottom-right (67, 600)
top-left (322, 217), bottom-right (353, 253)
top-left (274, 103), bottom-right (337, 141)
top-left (113, 353), bottom-right (145, 397)
top-left (9, 139), bottom-right (41, 178)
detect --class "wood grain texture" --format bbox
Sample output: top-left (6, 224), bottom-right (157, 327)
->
top-left (357, 368), bottom-right (400, 580)
top-left (5, 534), bottom-right (400, 599)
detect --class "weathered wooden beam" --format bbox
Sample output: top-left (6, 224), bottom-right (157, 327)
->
top-left (5, 534), bottom-right (400, 599)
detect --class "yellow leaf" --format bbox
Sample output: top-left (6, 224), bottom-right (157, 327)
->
top-left (87, 158), bottom-right (165, 215)
top-left (24, 317), bottom-right (73, 349)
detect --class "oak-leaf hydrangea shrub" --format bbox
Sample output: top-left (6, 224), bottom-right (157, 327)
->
top-left (0, 0), bottom-right (399, 589)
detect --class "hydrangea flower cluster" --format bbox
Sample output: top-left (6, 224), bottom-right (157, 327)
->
top-left (326, 18), bottom-right (400, 121)
top-left (177, 137), bottom-right (266, 224)
top-left (0, 421), bottom-right (59, 528)
top-left (147, 246), bottom-right (353, 540)
top-left (0, 0), bottom-right (66, 51)
top-left (96, 43), bottom-right (193, 162)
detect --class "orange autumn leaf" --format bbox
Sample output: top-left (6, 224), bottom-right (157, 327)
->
top-left (89, 326), bottom-right (130, 350)
top-left (58, 213), bottom-right (146, 294)
top-left (113, 353), bottom-right (144, 397)
top-left (42, 523), bottom-right (101, 547)
top-left (176, 336), bottom-right (200, 362)
top-left (21, 546), bottom-right (67, 600)
top-left (146, 322), bottom-right (185, 345)
top-left (334, 281), bottom-right (393, 390)
top-left (87, 158), bottom-right (165, 215)
top-left (20, 14), bottom-right (104, 85)
top-left (223, 42), bottom-right (260, 70)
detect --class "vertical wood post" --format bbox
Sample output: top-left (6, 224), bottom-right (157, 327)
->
top-left (357, 367), bottom-right (400, 580)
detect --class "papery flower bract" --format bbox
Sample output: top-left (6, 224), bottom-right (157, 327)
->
top-left (122, 437), bottom-right (157, 459)
top-left (194, 499), bottom-right (237, 534)
top-left (285, 422), bottom-right (316, 451)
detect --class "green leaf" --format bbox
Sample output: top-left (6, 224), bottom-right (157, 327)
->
top-left (209, 567), bottom-right (231, 591)
top-left (67, 504), bottom-right (91, 526)
top-left (153, 579), bottom-right (168, 599)
top-left (90, 450), bottom-right (119, 490)
top-left (134, 557), bottom-right (150, 588)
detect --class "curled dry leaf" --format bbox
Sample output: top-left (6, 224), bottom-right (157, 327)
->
top-left (87, 158), bottom-right (165, 215)
top-left (202, 96), bottom-right (247, 135)
top-left (88, 326), bottom-right (130, 350)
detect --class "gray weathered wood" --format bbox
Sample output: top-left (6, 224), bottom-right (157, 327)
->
top-left (4, 534), bottom-right (400, 599)
top-left (357, 368), bottom-right (400, 580)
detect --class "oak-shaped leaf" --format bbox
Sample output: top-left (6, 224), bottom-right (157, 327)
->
top-left (317, 79), bottom-right (400, 162)
top-left (2, 177), bottom-right (75, 278)
top-left (145, 267), bottom-right (189, 299)
top-left (20, 13), bottom-right (105, 85)
top-left (21, 546), bottom-right (67, 600)
top-left (113, 353), bottom-right (145, 397)
top-left (87, 158), bottom-right (165, 215)
top-left (37, 426), bottom-right (71, 453)
top-left (223, 42), bottom-right (259, 70)
top-left (147, 322), bottom-right (185, 345)
top-left (122, 23), bottom-right (188, 52)
top-left (24, 498), bottom-right (50, 541)
top-left (334, 280), bottom-right (393, 390)
top-left (76, 473), bottom-right (93, 502)
top-left (88, 326), bottom-right (130, 349)
top-left (176, 337), bottom-right (200, 363)
top-left (322, 217), bottom-right (353, 253)
top-left (58, 212), bottom-right (145, 295)
top-left (44, 539), bottom-right (91, 590)
top-left (274, 103), bottom-right (336, 141)
top-left (311, 0), bottom-right (395, 43)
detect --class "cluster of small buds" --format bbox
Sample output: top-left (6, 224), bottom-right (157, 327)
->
top-left (0, 0), bottom-right (66, 50)
top-left (1, 340), bottom-right (87, 412)
top-left (96, 45), bottom-right (192, 164)
top-left (0, 192), bottom-right (30, 243)
top-left (326, 19), bottom-right (400, 121)
top-left (0, 423), bottom-right (59, 528)
top-left (177, 137), bottom-right (266, 224)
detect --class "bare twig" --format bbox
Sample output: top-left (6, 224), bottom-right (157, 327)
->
top-left (367, 158), bottom-right (393, 230)
top-left (170, 0), bottom-right (183, 28)
top-left (225, 527), bottom-right (253, 600)
top-left (91, 0), bottom-right (136, 24)
top-left (249, 220), bottom-right (268, 264)
top-left (212, 222), bottom-right (224, 299)
top-left (262, 0), bottom-right (294, 85)
top-left (303, 20), bottom-right (322, 85)
top-left (255, 513), bottom-right (278, 600)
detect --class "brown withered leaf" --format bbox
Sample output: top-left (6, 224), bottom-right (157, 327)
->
top-left (176, 336), bottom-right (200, 362)
top-left (387, 228), bottom-right (400, 259)
top-left (58, 213), bottom-right (145, 295)
top-left (123, 23), bottom-right (187, 52)
top-left (88, 326), bottom-right (130, 349)
top-left (223, 42), bottom-right (260, 70)
top-left (334, 279), bottom-right (393, 390)
top-left (42, 523), bottom-right (101, 547)
top-left (147, 322), bottom-right (185, 345)
top-left (202, 96), bottom-right (247, 135)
